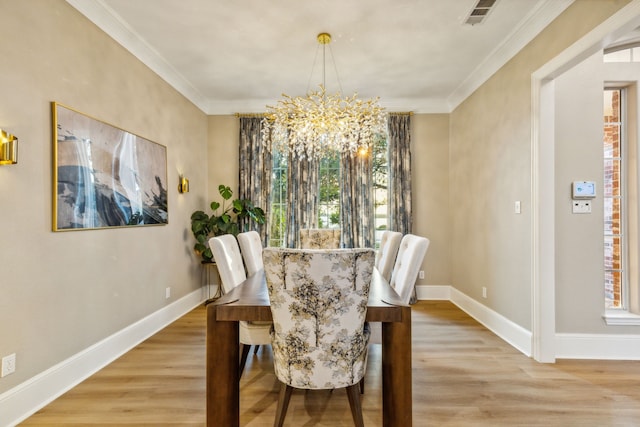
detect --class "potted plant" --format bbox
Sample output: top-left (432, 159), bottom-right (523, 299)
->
top-left (190, 184), bottom-right (266, 262)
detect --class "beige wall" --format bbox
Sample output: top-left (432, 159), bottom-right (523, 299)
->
top-left (206, 116), bottom-right (239, 201)
top-left (0, 0), bottom-right (207, 393)
top-left (449, 0), bottom-right (632, 330)
top-left (412, 114), bottom-right (451, 286)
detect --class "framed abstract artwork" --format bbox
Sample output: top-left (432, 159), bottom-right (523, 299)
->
top-left (52, 102), bottom-right (168, 231)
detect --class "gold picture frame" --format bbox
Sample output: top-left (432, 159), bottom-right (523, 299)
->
top-left (52, 102), bottom-right (168, 231)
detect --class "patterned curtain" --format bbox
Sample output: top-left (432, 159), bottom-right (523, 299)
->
top-left (388, 113), bottom-right (412, 234)
top-left (238, 116), bottom-right (272, 245)
top-left (340, 151), bottom-right (374, 248)
top-left (285, 156), bottom-right (319, 248)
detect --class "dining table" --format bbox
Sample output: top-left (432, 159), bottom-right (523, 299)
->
top-left (205, 267), bottom-right (412, 426)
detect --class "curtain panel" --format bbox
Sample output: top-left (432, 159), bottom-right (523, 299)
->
top-left (285, 156), bottom-right (319, 248)
top-left (340, 151), bottom-right (374, 248)
top-left (238, 116), bottom-right (272, 245)
top-left (388, 113), bottom-right (412, 235)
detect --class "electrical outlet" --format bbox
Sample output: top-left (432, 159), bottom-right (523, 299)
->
top-left (165, 287), bottom-right (171, 299)
top-left (419, 270), bottom-right (425, 279)
top-left (482, 287), bottom-right (487, 299)
top-left (2, 353), bottom-right (16, 377)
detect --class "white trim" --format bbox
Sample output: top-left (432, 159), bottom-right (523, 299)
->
top-left (449, 287), bottom-right (533, 357)
top-left (531, 77), bottom-right (557, 363)
top-left (556, 333), bottom-right (640, 360)
top-left (0, 290), bottom-right (204, 427)
top-left (603, 310), bottom-right (640, 326)
top-left (65, 0), bottom-right (573, 115)
top-left (419, 285), bottom-right (640, 361)
top-left (415, 284), bottom-right (450, 300)
top-left (418, 285), bottom-right (533, 357)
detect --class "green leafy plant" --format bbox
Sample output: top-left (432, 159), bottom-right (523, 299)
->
top-left (190, 184), bottom-right (266, 262)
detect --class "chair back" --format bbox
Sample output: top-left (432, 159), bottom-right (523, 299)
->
top-left (209, 234), bottom-right (246, 294)
top-left (375, 231), bottom-right (402, 282)
top-left (389, 234), bottom-right (430, 304)
top-left (237, 230), bottom-right (264, 276)
top-left (263, 248), bottom-right (375, 390)
top-left (299, 228), bottom-right (341, 249)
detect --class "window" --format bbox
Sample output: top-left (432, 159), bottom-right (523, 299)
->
top-left (603, 88), bottom-right (624, 309)
top-left (267, 150), bottom-right (288, 247)
top-left (602, 46), bottom-right (640, 324)
top-left (267, 135), bottom-right (389, 248)
top-left (318, 152), bottom-right (341, 229)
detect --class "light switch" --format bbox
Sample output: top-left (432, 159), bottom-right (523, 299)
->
top-left (514, 201), bottom-right (521, 214)
top-left (572, 200), bottom-right (592, 214)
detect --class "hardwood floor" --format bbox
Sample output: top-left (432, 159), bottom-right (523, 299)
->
top-left (22, 301), bottom-right (640, 426)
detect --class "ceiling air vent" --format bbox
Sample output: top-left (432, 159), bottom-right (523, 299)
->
top-left (465, 0), bottom-right (497, 26)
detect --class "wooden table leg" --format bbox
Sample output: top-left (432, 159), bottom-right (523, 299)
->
top-left (381, 306), bottom-right (412, 427)
top-left (206, 304), bottom-right (240, 427)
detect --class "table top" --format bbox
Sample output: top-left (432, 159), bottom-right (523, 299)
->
top-left (209, 267), bottom-right (407, 323)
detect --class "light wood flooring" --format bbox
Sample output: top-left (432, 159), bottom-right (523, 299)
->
top-left (22, 301), bottom-right (640, 426)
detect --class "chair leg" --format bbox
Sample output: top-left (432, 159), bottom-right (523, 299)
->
top-left (346, 384), bottom-right (365, 427)
top-left (359, 376), bottom-right (365, 394)
top-left (274, 382), bottom-right (293, 427)
top-left (239, 344), bottom-right (251, 377)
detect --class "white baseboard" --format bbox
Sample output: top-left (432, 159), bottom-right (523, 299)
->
top-left (555, 333), bottom-right (640, 360)
top-left (417, 284), bottom-right (640, 361)
top-left (417, 285), bottom-right (533, 355)
top-left (0, 289), bottom-right (204, 427)
top-left (448, 287), bottom-right (533, 357)
top-left (416, 284), bottom-right (451, 300)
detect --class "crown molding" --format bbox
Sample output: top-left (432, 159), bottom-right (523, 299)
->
top-left (65, 0), bottom-right (210, 112)
top-left (67, 0), bottom-right (573, 115)
top-left (447, 0), bottom-right (575, 112)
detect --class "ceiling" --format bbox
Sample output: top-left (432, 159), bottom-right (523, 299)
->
top-left (66, 0), bottom-right (574, 115)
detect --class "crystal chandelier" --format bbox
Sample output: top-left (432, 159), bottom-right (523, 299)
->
top-left (262, 33), bottom-right (387, 160)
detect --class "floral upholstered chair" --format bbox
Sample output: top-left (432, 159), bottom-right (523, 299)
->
top-left (299, 228), bottom-right (341, 249)
top-left (263, 248), bottom-right (375, 427)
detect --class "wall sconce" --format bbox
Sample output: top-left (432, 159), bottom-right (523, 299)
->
top-left (178, 175), bottom-right (189, 193)
top-left (0, 128), bottom-right (18, 165)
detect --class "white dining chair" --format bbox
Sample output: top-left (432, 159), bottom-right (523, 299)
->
top-left (375, 230), bottom-right (402, 282)
top-left (390, 234), bottom-right (430, 305)
top-left (361, 233), bottom-right (430, 394)
top-left (237, 230), bottom-right (264, 276)
top-left (209, 234), bottom-right (272, 376)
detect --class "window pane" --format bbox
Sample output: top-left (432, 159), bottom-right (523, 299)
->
top-left (605, 270), bottom-right (622, 309)
top-left (269, 133), bottom-right (390, 247)
top-left (603, 159), bottom-right (621, 197)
